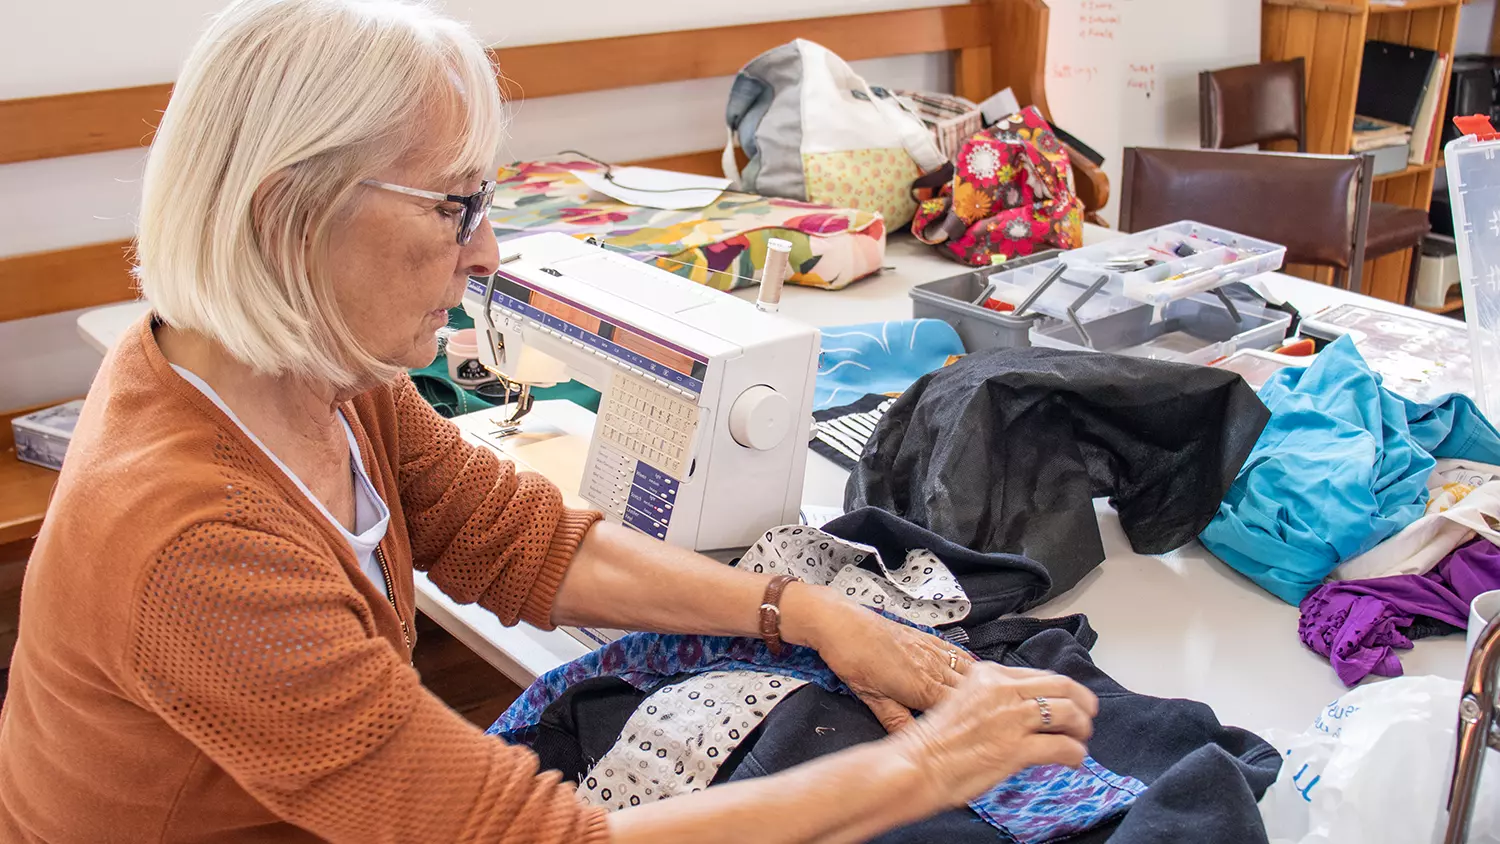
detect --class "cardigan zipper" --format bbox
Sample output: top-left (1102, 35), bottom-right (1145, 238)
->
top-left (373, 543), bottom-right (411, 650)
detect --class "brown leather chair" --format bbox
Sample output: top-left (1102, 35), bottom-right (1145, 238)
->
top-left (1200, 58), bottom-right (1306, 151)
top-left (1200, 59), bottom-right (1430, 299)
top-left (1120, 147), bottom-right (1372, 292)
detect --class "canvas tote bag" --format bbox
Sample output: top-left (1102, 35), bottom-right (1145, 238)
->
top-left (724, 39), bottom-right (947, 228)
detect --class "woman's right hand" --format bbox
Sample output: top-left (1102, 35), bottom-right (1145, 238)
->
top-left (885, 663), bottom-right (1099, 809)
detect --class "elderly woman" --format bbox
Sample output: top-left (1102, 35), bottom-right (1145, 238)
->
top-left (0, 0), bottom-right (1096, 841)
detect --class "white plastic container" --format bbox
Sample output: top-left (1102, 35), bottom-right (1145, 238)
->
top-left (1445, 129), bottom-right (1500, 420)
top-left (975, 221), bottom-right (1287, 322)
top-left (444, 328), bottom-right (498, 387)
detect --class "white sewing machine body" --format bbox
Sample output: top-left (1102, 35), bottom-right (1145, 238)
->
top-left (461, 232), bottom-right (819, 551)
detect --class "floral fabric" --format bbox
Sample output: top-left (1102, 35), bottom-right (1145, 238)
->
top-left (489, 156), bottom-right (886, 291)
top-left (912, 107), bottom-right (1084, 266)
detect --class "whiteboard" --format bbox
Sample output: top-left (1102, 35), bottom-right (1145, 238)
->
top-left (1042, 0), bottom-right (1262, 226)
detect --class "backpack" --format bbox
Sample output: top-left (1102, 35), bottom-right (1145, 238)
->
top-left (910, 107), bottom-right (1084, 266)
top-left (724, 39), bottom-right (948, 228)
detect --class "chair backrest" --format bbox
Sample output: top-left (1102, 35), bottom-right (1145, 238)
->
top-left (1119, 147), bottom-right (1372, 292)
top-left (1199, 58), bottom-right (1306, 151)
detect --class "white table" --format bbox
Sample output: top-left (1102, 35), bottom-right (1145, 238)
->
top-left (79, 231), bottom-right (1469, 735)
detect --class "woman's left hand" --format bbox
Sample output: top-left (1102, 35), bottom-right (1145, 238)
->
top-left (785, 584), bottom-right (975, 732)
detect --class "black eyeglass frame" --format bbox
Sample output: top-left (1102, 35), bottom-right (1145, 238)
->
top-left (361, 179), bottom-right (497, 245)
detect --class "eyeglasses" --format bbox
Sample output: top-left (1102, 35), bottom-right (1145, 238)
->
top-left (361, 178), bottom-right (496, 245)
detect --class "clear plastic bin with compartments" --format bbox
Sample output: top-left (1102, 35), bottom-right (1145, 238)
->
top-left (909, 222), bottom-right (1292, 365)
top-left (975, 221), bottom-right (1288, 320)
top-left (1445, 128), bottom-right (1500, 421)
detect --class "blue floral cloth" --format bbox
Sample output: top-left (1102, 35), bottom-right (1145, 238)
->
top-left (491, 626), bottom-right (1145, 841)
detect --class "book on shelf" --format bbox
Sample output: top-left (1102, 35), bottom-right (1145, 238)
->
top-left (1367, 142), bottom-right (1413, 176)
top-left (1408, 53), bottom-right (1449, 165)
top-left (1356, 41), bottom-right (1440, 131)
top-left (1351, 115), bottom-right (1411, 152)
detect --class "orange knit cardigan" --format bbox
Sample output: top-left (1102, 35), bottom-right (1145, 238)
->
top-left (0, 317), bottom-right (609, 843)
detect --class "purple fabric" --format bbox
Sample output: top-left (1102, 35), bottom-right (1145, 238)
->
top-left (1299, 539), bottom-right (1500, 685)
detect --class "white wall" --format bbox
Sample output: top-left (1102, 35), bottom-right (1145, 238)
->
top-left (0, 0), bottom-right (953, 409)
top-left (1458, 0), bottom-right (1495, 57)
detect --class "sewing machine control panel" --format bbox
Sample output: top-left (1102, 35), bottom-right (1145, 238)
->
top-left (584, 372), bottom-right (701, 540)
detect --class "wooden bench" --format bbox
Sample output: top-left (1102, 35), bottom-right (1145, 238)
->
top-left (0, 0), bottom-right (1107, 548)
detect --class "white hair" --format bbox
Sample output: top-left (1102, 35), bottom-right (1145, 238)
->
top-left (135, 0), bottom-right (505, 389)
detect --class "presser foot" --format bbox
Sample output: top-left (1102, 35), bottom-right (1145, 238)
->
top-left (488, 378), bottom-right (535, 432)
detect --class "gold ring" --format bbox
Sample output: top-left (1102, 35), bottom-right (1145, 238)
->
top-left (947, 650), bottom-right (959, 670)
top-left (1035, 696), bottom-right (1052, 728)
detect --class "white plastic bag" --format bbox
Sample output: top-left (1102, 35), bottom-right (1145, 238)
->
top-left (1260, 675), bottom-right (1500, 844)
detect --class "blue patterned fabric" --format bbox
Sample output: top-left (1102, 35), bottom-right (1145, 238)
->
top-left (972, 757), bottom-right (1144, 843)
top-left (492, 627), bottom-right (1145, 840)
top-left (816, 319), bottom-right (965, 410)
top-left (488, 631), bottom-right (851, 744)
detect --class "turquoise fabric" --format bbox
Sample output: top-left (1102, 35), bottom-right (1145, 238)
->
top-left (409, 308), bottom-right (600, 417)
top-left (1200, 336), bottom-right (1500, 604)
top-left (815, 319), bottom-right (965, 410)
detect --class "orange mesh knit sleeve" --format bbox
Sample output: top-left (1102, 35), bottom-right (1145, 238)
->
top-left (130, 523), bottom-right (609, 844)
top-left (392, 376), bottom-right (601, 628)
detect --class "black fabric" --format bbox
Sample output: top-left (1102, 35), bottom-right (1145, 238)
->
top-left (523, 615), bottom-right (1278, 843)
top-left (969, 619), bottom-right (1281, 844)
top-left (529, 677), bottom-right (646, 785)
top-left (845, 347), bottom-right (1269, 602)
top-left (1405, 616), bottom-right (1465, 640)
top-left (822, 507), bottom-right (1052, 625)
top-left (724, 683), bottom-right (1004, 843)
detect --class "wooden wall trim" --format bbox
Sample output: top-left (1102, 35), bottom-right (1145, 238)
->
top-left (1264, 0), bottom-right (1363, 14)
top-left (0, 5), bottom-right (987, 166)
top-left (0, 85), bottom-right (171, 166)
top-left (0, 240), bottom-right (136, 324)
top-left (494, 5), bottom-right (988, 100)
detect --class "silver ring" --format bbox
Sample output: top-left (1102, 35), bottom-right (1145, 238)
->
top-left (947, 651), bottom-right (959, 670)
top-left (1035, 696), bottom-right (1052, 728)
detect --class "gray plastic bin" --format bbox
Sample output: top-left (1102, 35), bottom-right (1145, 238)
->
top-left (908, 251), bottom-right (1060, 352)
top-left (1033, 293), bottom-right (1291, 365)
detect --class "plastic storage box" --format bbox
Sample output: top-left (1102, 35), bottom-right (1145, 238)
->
top-left (1445, 125), bottom-right (1500, 421)
top-left (11, 399), bottom-right (84, 471)
top-left (971, 221), bottom-right (1287, 319)
top-left (909, 250), bottom-right (1060, 351)
top-left (909, 221), bottom-right (1292, 364)
top-left (1032, 292), bottom-right (1292, 366)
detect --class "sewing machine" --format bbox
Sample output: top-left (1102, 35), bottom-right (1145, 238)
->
top-left (460, 232), bottom-right (819, 552)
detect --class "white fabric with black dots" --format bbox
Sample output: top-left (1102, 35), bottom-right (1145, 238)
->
top-left (577, 670), bottom-right (809, 810)
top-left (735, 525), bottom-right (972, 626)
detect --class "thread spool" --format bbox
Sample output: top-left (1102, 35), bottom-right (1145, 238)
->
top-left (757, 238), bottom-right (792, 313)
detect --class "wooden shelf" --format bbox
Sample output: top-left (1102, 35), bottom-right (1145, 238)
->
top-left (0, 454), bottom-right (57, 547)
top-left (1368, 0), bottom-right (1463, 13)
top-left (1417, 290), bottom-right (1465, 315)
top-left (0, 401), bottom-right (71, 548)
top-left (1265, 0), bottom-right (1462, 305)
top-left (1373, 159), bottom-right (1438, 182)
